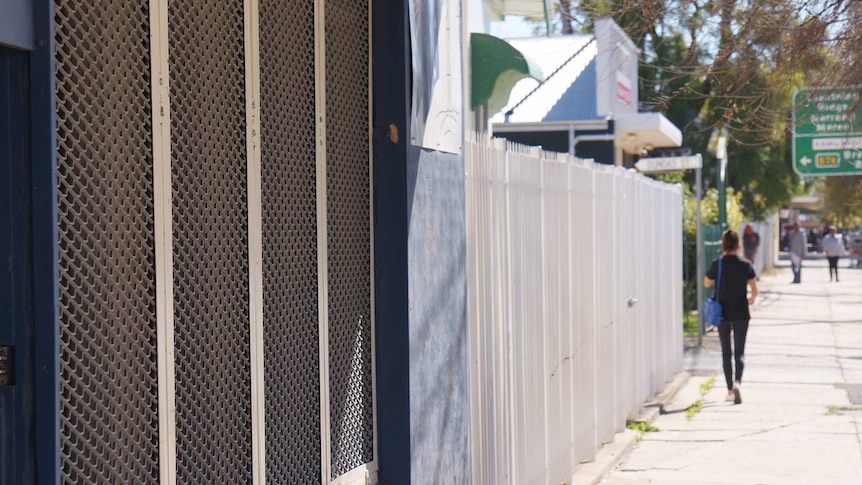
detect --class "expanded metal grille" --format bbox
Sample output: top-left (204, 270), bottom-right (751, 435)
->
top-left (56, 1), bottom-right (160, 484)
top-left (169, 1), bottom-right (253, 483)
top-left (259, 0), bottom-right (322, 483)
top-left (54, 2), bottom-right (373, 482)
top-left (325, 0), bottom-right (374, 477)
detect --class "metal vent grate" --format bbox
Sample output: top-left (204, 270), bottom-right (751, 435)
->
top-left (168, 1), bottom-right (253, 483)
top-left (258, 0), bottom-right (322, 483)
top-left (324, 0), bottom-right (374, 477)
top-left (56, 1), bottom-right (160, 483)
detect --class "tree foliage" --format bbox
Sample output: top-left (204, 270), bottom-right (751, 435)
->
top-left (822, 176), bottom-right (862, 227)
top-left (682, 186), bottom-right (746, 239)
top-left (553, 0), bottom-right (862, 219)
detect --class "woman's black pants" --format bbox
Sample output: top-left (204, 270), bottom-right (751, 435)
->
top-left (828, 256), bottom-right (839, 280)
top-left (718, 319), bottom-right (749, 390)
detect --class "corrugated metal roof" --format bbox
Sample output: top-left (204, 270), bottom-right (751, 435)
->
top-left (490, 35), bottom-right (597, 123)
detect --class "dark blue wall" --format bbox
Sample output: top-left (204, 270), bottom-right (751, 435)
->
top-left (499, 128), bottom-right (616, 165)
top-left (0, 0), bottom-right (57, 477)
top-left (498, 130), bottom-right (570, 154)
top-left (0, 2), bottom-right (58, 483)
top-left (0, 43), bottom-right (34, 485)
top-left (29, 3), bottom-right (60, 481)
top-left (372, 0), bottom-right (412, 481)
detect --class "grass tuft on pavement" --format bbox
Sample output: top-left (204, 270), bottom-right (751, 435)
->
top-left (685, 376), bottom-right (715, 420)
top-left (686, 400), bottom-right (703, 419)
top-left (700, 376), bottom-right (716, 397)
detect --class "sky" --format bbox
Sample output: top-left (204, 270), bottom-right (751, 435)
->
top-left (488, 15), bottom-right (544, 39)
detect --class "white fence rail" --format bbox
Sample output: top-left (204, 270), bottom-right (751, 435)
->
top-left (466, 135), bottom-right (684, 485)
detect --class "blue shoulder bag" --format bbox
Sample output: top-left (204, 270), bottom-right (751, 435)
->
top-left (704, 258), bottom-right (723, 326)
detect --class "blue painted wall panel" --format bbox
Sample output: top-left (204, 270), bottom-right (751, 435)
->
top-left (407, 147), bottom-right (470, 484)
top-left (544, 60), bottom-right (597, 122)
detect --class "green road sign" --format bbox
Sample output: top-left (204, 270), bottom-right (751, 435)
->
top-left (793, 87), bottom-right (862, 176)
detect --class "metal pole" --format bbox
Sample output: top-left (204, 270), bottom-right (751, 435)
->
top-left (696, 167), bottom-right (704, 346)
top-left (717, 155), bottom-right (727, 230)
top-left (542, 0), bottom-right (551, 36)
top-left (716, 131), bottom-right (728, 231)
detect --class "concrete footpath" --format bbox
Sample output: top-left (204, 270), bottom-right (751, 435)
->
top-left (602, 258), bottom-right (862, 485)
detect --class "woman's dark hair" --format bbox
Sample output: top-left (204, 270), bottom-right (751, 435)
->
top-left (722, 229), bottom-right (740, 253)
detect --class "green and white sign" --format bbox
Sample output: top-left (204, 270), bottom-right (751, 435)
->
top-left (793, 87), bottom-right (862, 176)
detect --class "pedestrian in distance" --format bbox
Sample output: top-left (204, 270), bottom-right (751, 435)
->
top-left (705, 230), bottom-right (758, 404)
top-left (742, 224), bottom-right (760, 267)
top-left (823, 225), bottom-right (847, 282)
top-left (787, 223), bottom-right (807, 284)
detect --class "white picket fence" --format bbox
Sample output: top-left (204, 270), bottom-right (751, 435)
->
top-left (465, 135), bottom-right (684, 485)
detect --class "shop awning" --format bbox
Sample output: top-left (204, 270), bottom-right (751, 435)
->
top-left (485, 0), bottom-right (554, 21)
top-left (471, 33), bottom-right (544, 114)
top-left (615, 112), bottom-right (683, 154)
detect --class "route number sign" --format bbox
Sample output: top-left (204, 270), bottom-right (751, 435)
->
top-left (793, 87), bottom-right (862, 176)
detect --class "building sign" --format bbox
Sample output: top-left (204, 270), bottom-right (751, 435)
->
top-left (616, 71), bottom-right (631, 107)
top-left (615, 47), bottom-right (632, 107)
top-left (635, 154), bottom-right (702, 174)
top-left (793, 87), bottom-right (862, 175)
top-left (594, 18), bottom-right (637, 116)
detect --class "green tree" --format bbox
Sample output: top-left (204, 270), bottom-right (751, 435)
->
top-left (562, 0), bottom-right (851, 219)
top-left (540, 0), bottom-right (861, 218)
top-left (682, 186), bottom-right (746, 239)
top-left (822, 176), bottom-right (862, 228)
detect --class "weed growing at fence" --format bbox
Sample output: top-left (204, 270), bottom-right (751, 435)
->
top-left (683, 313), bottom-right (698, 336)
top-left (628, 421), bottom-right (660, 434)
top-left (628, 421), bottom-right (660, 441)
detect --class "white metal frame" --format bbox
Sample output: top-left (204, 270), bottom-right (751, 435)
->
top-left (314, 1), bottom-right (334, 483)
top-left (243, 0), bottom-right (266, 482)
top-left (150, 0), bottom-right (177, 482)
top-left (366, 0), bottom-right (379, 481)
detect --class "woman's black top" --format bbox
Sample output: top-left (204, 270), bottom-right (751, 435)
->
top-left (706, 255), bottom-right (756, 321)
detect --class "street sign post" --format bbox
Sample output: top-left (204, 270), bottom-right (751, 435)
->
top-left (793, 87), bottom-right (862, 176)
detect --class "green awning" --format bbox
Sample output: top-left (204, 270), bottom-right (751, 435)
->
top-left (471, 33), bottom-right (544, 113)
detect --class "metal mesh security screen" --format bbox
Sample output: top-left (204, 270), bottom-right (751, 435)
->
top-left (258, 0), bottom-right (322, 483)
top-left (55, 1), bottom-right (160, 483)
top-left (324, 0), bottom-right (374, 477)
top-left (169, 1), bottom-right (253, 482)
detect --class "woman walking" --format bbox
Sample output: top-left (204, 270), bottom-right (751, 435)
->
top-left (823, 225), bottom-right (847, 282)
top-left (705, 230), bottom-right (758, 404)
